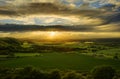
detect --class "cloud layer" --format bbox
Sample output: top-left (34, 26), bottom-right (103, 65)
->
top-left (0, 0), bottom-right (120, 39)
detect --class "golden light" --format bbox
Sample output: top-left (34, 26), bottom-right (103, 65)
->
top-left (47, 31), bottom-right (76, 40)
top-left (48, 31), bottom-right (58, 40)
top-left (49, 31), bottom-right (56, 37)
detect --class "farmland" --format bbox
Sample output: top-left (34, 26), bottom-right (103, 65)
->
top-left (0, 38), bottom-right (120, 79)
top-left (0, 37), bottom-right (120, 71)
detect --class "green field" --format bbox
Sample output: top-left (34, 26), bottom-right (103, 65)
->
top-left (82, 48), bottom-right (120, 59)
top-left (0, 53), bottom-right (120, 71)
top-left (97, 48), bottom-right (120, 57)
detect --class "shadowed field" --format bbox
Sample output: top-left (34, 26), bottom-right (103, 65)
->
top-left (0, 53), bottom-right (120, 71)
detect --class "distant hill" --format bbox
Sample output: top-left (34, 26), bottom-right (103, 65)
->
top-left (0, 37), bottom-right (22, 45)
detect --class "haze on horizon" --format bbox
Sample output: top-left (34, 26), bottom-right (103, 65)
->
top-left (0, 0), bottom-right (120, 40)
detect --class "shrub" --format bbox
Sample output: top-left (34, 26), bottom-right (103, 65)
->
top-left (6, 53), bottom-right (15, 58)
top-left (91, 65), bottom-right (116, 79)
top-left (18, 66), bottom-right (45, 79)
top-left (63, 71), bottom-right (84, 79)
top-left (48, 70), bottom-right (61, 79)
top-left (113, 53), bottom-right (119, 60)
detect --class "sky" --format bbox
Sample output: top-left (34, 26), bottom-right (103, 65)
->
top-left (0, 0), bottom-right (120, 40)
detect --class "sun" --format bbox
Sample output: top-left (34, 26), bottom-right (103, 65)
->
top-left (48, 31), bottom-right (58, 39)
top-left (49, 31), bottom-right (56, 37)
top-left (47, 31), bottom-right (62, 40)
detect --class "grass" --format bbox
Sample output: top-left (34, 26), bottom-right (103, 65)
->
top-left (0, 55), bottom-right (7, 57)
top-left (0, 53), bottom-right (120, 71)
top-left (15, 53), bottom-right (40, 57)
top-left (82, 48), bottom-right (120, 58)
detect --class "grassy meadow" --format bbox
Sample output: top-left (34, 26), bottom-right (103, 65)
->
top-left (0, 53), bottom-right (120, 71)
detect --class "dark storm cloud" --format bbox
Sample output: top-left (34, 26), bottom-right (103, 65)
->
top-left (0, 9), bottom-right (18, 16)
top-left (0, 24), bottom-right (120, 32)
top-left (104, 13), bottom-right (120, 23)
top-left (0, 24), bottom-right (94, 32)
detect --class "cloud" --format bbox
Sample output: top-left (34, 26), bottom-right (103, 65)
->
top-left (0, 0), bottom-right (120, 35)
top-left (5, 0), bottom-right (57, 6)
top-left (2, 11), bottom-right (106, 27)
top-left (95, 23), bottom-right (120, 32)
top-left (0, 24), bottom-right (94, 32)
top-left (0, 2), bottom-right (94, 16)
top-left (0, 0), bottom-right (108, 27)
top-left (0, 21), bottom-right (120, 33)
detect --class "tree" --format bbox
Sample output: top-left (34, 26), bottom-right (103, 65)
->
top-left (91, 65), bottom-right (116, 79)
